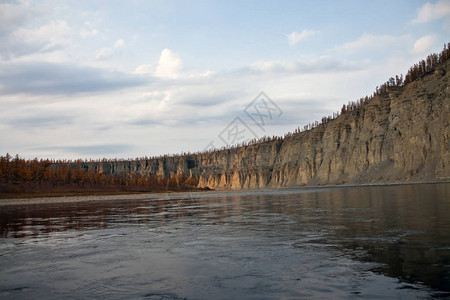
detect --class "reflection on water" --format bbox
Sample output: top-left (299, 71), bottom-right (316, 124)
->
top-left (1, 183), bottom-right (449, 299)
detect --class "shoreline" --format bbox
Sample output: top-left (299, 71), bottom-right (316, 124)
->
top-left (1, 180), bottom-right (449, 206)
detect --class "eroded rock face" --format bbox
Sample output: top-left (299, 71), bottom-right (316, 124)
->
top-left (77, 61), bottom-right (450, 189)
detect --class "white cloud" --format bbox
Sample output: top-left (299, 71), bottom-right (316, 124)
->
top-left (287, 29), bottom-right (317, 45)
top-left (413, 0), bottom-right (450, 23)
top-left (1, 18), bottom-right (74, 59)
top-left (133, 64), bottom-right (153, 75)
top-left (250, 56), bottom-right (361, 74)
top-left (251, 60), bottom-right (281, 73)
top-left (94, 39), bottom-right (125, 61)
top-left (195, 70), bottom-right (214, 77)
top-left (33, 20), bottom-right (73, 48)
top-left (23, 20), bottom-right (73, 52)
top-left (80, 28), bottom-right (98, 38)
top-left (337, 34), bottom-right (409, 54)
top-left (114, 39), bottom-right (124, 48)
top-left (0, 0), bottom-right (39, 36)
top-left (95, 48), bottom-right (112, 60)
top-left (154, 48), bottom-right (182, 79)
top-left (412, 35), bottom-right (438, 54)
top-left (0, 2), bottom-right (80, 61)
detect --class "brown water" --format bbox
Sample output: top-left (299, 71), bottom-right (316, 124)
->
top-left (1, 183), bottom-right (449, 299)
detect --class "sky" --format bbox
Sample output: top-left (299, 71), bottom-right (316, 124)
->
top-left (0, 0), bottom-right (449, 160)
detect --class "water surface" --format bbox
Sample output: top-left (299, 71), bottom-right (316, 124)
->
top-left (1, 183), bottom-right (450, 299)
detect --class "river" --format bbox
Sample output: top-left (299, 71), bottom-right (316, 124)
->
top-left (1, 183), bottom-right (449, 299)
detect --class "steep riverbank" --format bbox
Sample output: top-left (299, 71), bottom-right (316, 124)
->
top-left (72, 59), bottom-right (449, 190)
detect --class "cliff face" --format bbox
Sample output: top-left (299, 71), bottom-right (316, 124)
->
top-left (79, 60), bottom-right (450, 189)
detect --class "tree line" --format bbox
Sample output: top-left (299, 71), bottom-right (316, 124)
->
top-left (0, 154), bottom-right (198, 197)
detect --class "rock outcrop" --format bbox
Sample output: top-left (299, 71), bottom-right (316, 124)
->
top-left (77, 60), bottom-right (450, 189)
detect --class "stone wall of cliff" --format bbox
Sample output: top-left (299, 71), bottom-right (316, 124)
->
top-left (75, 60), bottom-right (450, 189)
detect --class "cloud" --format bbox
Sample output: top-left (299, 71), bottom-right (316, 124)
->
top-left (178, 94), bottom-right (235, 107)
top-left (133, 64), bottom-right (153, 75)
top-left (114, 39), bottom-right (124, 48)
top-left (0, 1), bottom-right (74, 59)
top-left (413, 0), bottom-right (450, 23)
top-left (7, 115), bottom-right (75, 128)
top-left (0, 1), bottom-right (40, 37)
top-left (95, 39), bottom-right (125, 60)
top-left (287, 29), bottom-right (317, 45)
top-left (336, 34), bottom-right (410, 55)
top-left (250, 56), bottom-right (361, 74)
top-left (20, 20), bottom-right (73, 51)
top-left (80, 28), bottom-right (99, 38)
top-left (95, 47), bottom-right (113, 60)
top-left (0, 18), bottom-right (74, 59)
top-left (412, 35), bottom-right (438, 54)
top-left (154, 48), bottom-right (183, 79)
top-left (34, 144), bottom-right (134, 155)
top-left (135, 50), bottom-right (210, 79)
top-left (0, 61), bottom-right (148, 95)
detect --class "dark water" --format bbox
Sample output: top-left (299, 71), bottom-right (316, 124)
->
top-left (1, 183), bottom-right (450, 299)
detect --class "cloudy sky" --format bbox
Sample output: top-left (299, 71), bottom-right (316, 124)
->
top-left (1, 0), bottom-right (449, 160)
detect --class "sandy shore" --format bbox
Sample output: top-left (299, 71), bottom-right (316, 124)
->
top-left (0, 191), bottom-right (193, 206)
top-left (0, 187), bottom-right (312, 206)
top-left (1, 180), bottom-right (448, 206)
top-left (0, 189), bottom-right (263, 206)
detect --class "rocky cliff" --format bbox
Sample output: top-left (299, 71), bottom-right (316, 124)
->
top-left (78, 60), bottom-right (450, 189)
